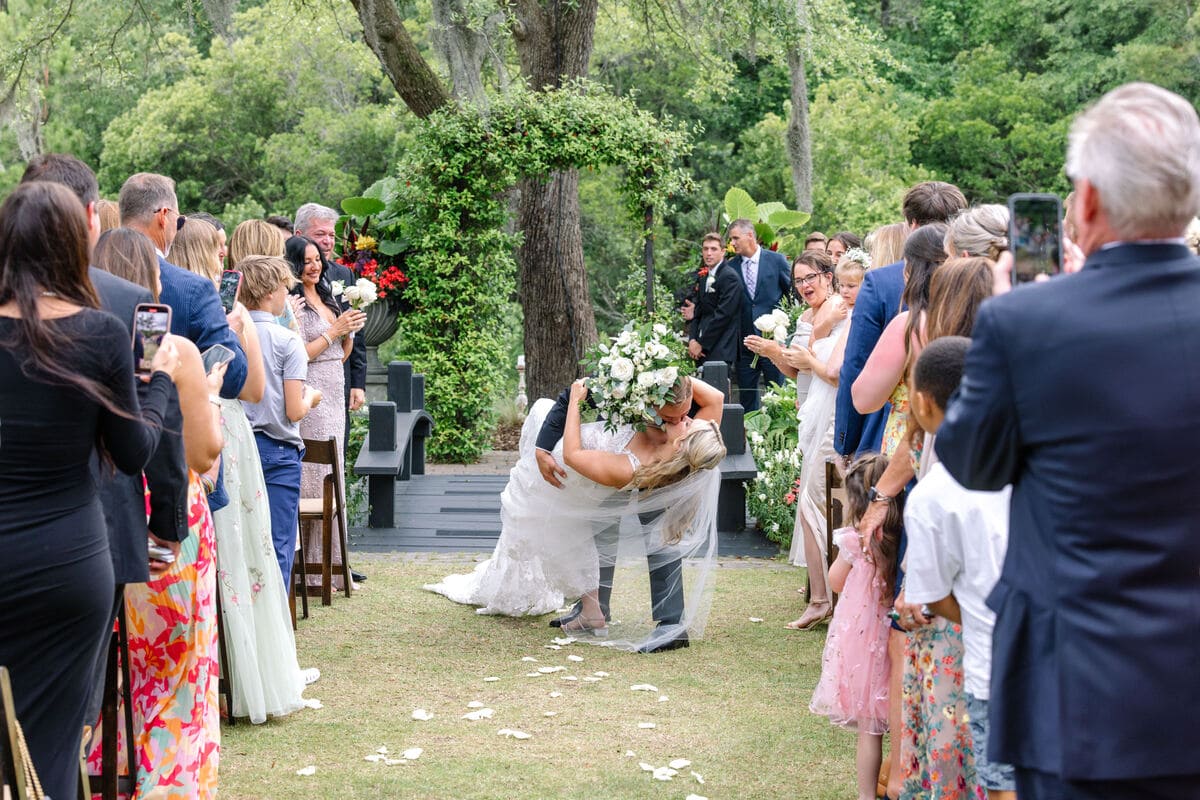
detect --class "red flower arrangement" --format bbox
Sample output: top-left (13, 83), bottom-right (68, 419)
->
top-left (336, 221), bottom-right (410, 306)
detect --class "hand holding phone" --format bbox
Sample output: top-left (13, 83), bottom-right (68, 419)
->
top-left (201, 344), bottom-right (236, 375)
top-left (219, 270), bottom-right (243, 314)
top-left (133, 303), bottom-right (173, 375)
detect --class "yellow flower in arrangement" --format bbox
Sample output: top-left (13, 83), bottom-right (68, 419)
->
top-left (356, 235), bottom-right (378, 251)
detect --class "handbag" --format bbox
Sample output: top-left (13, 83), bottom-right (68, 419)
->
top-left (1, 667), bottom-right (44, 800)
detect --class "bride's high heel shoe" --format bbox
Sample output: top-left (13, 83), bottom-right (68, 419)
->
top-left (559, 615), bottom-right (609, 638)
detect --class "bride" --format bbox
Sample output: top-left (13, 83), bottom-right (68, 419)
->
top-left (425, 375), bottom-right (727, 649)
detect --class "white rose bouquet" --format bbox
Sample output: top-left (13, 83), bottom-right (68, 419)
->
top-left (582, 321), bottom-right (695, 432)
top-left (331, 277), bottom-right (379, 310)
top-left (750, 307), bottom-right (792, 368)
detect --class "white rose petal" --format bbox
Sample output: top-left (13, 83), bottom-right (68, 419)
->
top-left (401, 748), bottom-right (423, 761)
top-left (538, 666), bottom-right (565, 674)
top-left (521, 656), bottom-right (538, 662)
top-left (749, 617), bottom-right (764, 623)
top-left (483, 676), bottom-right (500, 682)
top-left (295, 765), bottom-right (317, 776)
top-left (652, 766), bottom-right (677, 781)
top-left (593, 671), bottom-right (609, 678)
top-left (525, 672), bottom-right (543, 677)
top-left (411, 708), bottom-right (433, 721)
top-left (691, 771), bottom-right (706, 784)
top-left (544, 645), bottom-right (562, 651)
top-left (686, 795), bottom-right (709, 800)
top-left (302, 698), bottom-right (323, 709)
top-left (463, 708), bottom-right (495, 720)
top-left (582, 676), bottom-right (601, 682)
top-left (630, 684), bottom-right (658, 692)
top-left (466, 701), bottom-right (484, 708)
top-left (658, 695), bottom-right (669, 702)
top-left (552, 637), bottom-right (576, 646)
top-left (561, 676), bottom-right (578, 681)
top-left (669, 759), bottom-right (692, 769)
top-left (497, 729), bottom-right (532, 740)
top-left (376, 746), bottom-right (388, 754)
top-left (549, 691), bottom-right (563, 698)
top-left (638, 722), bottom-right (656, 729)
top-left (566, 654), bottom-right (584, 662)
top-left (626, 750), bottom-right (637, 758)
top-left (384, 758), bottom-right (407, 766)
top-left (363, 754), bottom-right (385, 763)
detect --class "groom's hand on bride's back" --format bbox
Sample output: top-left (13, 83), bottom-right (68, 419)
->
top-left (536, 448), bottom-right (567, 488)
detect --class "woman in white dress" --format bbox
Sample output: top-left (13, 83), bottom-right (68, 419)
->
top-left (426, 376), bottom-right (727, 650)
top-left (745, 250), bottom-right (866, 629)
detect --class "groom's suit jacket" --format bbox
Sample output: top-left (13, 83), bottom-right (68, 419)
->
top-left (833, 260), bottom-right (904, 457)
top-left (690, 259), bottom-right (743, 367)
top-left (936, 242), bottom-right (1200, 782)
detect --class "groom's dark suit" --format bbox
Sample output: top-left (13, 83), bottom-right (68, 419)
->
top-left (535, 389), bottom-right (686, 633)
top-left (936, 242), bottom-right (1200, 795)
top-left (690, 259), bottom-right (743, 367)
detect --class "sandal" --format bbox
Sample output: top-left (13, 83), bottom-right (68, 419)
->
top-left (560, 615), bottom-right (609, 638)
top-left (785, 600), bottom-right (832, 630)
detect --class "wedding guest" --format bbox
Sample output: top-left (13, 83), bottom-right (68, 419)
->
top-left (172, 217), bottom-right (224, 283)
top-left (265, 214), bottom-right (294, 235)
top-left (903, 337), bottom-right (1015, 800)
top-left (238, 255), bottom-right (322, 585)
top-left (96, 198), bottom-right (120, 232)
top-left (90, 224), bottom-right (227, 797)
top-left (937, 82), bottom-right (1200, 800)
top-left (729, 218), bottom-right (792, 411)
top-left (809, 453), bottom-right (902, 800)
top-left (834, 181), bottom-right (965, 461)
top-left (944, 205), bottom-right (1009, 261)
top-left (187, 211), bottom-right (227, 265)
top-left (687, 232), bottom-right (742, 368)
top-left (178, 225), bottom-right (311, 719)
top-left (864, 223), bottom-right (908, 272)
top-left (804, 231), bottom-right (829, 252)
top-left (827, 231), bottom-right (861, 262)
top-left (285, 234), bottom-right (365, 593)
top-left (228, 218), bottom-right (296, 330)
top-left (0, 181), bottom-right (176, 800)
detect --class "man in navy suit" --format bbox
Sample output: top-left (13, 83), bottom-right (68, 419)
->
top-left (833, 181), bottom-right (966, 460)
top-left (729, 219), bottom-right (791, 411)
top-left (937, 82), bottom-right (1200, 799)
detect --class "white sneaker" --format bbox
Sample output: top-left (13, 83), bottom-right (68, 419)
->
top-left (301, 667), bottom-right (321, 685)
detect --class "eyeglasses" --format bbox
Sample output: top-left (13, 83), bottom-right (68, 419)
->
top-left (793, 272), bottom-right (823, 286)
top-left (159, 207), bottom-right (187, 231)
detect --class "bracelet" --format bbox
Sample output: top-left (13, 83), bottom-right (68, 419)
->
top-left (208, 395), bottom-right (222, 407)
top-left (321, 333), bottom-right (334, 348)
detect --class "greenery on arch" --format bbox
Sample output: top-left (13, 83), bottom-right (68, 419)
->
top-left (355, 82), bottom-right (694, 462)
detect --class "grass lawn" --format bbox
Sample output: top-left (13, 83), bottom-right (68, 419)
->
top-left (220, 556), bottom-right (858, 799)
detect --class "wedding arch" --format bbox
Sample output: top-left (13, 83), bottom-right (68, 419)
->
top-left (365, 82), bottom-right (693, 461)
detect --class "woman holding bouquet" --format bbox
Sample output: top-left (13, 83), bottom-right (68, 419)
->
top-left (426, 354), bottom-right (727, 651)
top-left (284, 235), bottom-right (366, 592)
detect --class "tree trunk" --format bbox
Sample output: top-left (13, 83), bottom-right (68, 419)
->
top-left (785, 41), bottom-right (813, 213)
top-left (198, 0), bottom-right (236, 42)
top-left (350, 0), bottom-right (453, 118)
top-left (511, 0), bottom-right (600, 400)
top-left (430, 0), bottom-right (502, 108)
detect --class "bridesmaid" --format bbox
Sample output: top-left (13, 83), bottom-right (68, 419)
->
top-left (284, 236), bottom-right (365, 592)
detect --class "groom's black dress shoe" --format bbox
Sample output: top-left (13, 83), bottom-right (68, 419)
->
top-left (636, 626), bottom-right (690, 654)
top-left (351, 570), bottom-right (367, 583)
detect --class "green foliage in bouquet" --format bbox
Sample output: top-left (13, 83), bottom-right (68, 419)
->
top-left (744, 381), bottom-right (801, 549)
top-left (362, 81), bottom-right (693, 461)
top-left (582, 321), bottom-right (695, 433)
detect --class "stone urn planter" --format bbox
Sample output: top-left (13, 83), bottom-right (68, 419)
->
top-left (360, 299), bottom-right (402, 400)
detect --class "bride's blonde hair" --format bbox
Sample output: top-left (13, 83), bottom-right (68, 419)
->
top-left (628, 419), bottom-right (726, 491)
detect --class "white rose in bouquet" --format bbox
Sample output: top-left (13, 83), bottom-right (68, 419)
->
top-left (637, 371), bottom-right (658, 389)
top-left (610, 358), bottom-right (635, 382)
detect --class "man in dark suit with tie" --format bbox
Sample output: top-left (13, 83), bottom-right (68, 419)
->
top-left (687, 232), bottom-right (742, 369)
top-left (729, 219), bottom-right (791, 411)
top-left (833, 181), bottom-right (965, 460)
top-left (937, 82), bottom-right (1200, 799)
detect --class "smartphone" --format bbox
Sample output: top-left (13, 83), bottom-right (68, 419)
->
top-left (201, 344), bottom-right (236, 374)
top-left (218, 270), bottom-right (242, 314)
top-left (132, 303), bottom-right (172, 375)
top-left (147, 539), bottom-right (177, 564)
top-left (1008, 193), bottom-right (1063, 284)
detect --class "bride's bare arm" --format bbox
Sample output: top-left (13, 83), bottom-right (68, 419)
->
top-left (689, 375), bottom-right (725, 423)
top-left (562, 379), bottom-right (637, 489)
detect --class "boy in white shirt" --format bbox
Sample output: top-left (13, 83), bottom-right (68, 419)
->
top-left (903, 336), bottom-right (1015, 800)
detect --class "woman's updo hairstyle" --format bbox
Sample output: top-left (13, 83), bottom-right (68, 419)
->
top-left (945, 204), bottom-right (1009, 260)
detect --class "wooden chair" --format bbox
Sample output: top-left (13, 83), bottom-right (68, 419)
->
top-left (824, 459), bottom-right (848, 611)
top-left (1, 666), bottom-right (31, 800)
top-left (298, 438), bottom-right (352, 606)
top-left (289, 527), bottom-right (310, 628)
top-left (87, 599), bottom-right (138, 800)
top-left (213, 585), bottom-right (236, 726)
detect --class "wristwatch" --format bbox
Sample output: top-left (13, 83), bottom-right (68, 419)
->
top-left (868, 486), bottom-right (897, 504)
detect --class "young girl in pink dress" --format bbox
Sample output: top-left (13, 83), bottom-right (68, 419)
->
top-left (810, 453), bottom-right (903, 800)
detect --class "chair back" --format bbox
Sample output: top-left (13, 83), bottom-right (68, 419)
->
top-left (302, 437), bottom-right (346, 510)
top-left (824, 460), bottom-right (847, 565)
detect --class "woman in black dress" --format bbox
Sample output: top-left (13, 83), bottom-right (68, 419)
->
top-left (0, 182), bottom-right (178, 798)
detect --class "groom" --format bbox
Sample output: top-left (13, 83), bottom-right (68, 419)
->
top-left (534, 382), bottom-right (694, 653)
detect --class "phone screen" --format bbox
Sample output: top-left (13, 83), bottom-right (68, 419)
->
top-left (201, 344), bottom-right (236, 374)
top-left (133, 305), bottom-right (171, 374)
top-left (1009, 194), bottom-right (1063, 284)
top-left (219, 270), bottom-right (242, 314)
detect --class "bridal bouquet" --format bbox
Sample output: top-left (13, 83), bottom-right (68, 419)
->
top-left (330, 278), bottom-right (379, 310)
top-left (583, 321), bottom-right (695, 432)
top-left (750, 307), bottom-right (791, 368)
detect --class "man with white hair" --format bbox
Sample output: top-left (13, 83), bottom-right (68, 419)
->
top-left (937, 83), bottom-right (1200, 799)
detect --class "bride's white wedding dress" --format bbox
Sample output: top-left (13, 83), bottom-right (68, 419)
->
top-left (424, 398), bottom-right (637, 616)
top-left (426, 397), bottom-right (722, 648)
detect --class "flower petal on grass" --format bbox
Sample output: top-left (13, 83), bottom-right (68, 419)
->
top-left (582, 676), bottom-right (601, 682)
top-left (639, 762), bottom-right (655, 772)
top-left (561, 676), bottom-right (578, 681)
top-left (669, 759), bottom-right (692, 769)
top-left (521, 656), bottom-right (539, 662)
top-left (462, 708), bottom-right (495, 721)
top-left (630, 684), bottom-right (658, 692)
top-left (537, 666), bottom-right (565, 673)
top-left (691, 772), bottom-right (705, 784)
top-left (363, 754), bottom-right (385, 763)
top-left (566, 654), bottom-right (584, 662)
top-left (466, 701), bottom-right (485, 708)
top-left (525, 672), bottom-right (543, 677)
top-left (658, 696), bottom-right (669, 702)
top-left (543, 711), bottom-right (557, 717)
top-left (686, 795), bottom-right (709, 800)
top-left (749, 617), bottom-right (764, 623)
top-left (552, 637), bottom-right (576, 646)
top-left (295, 766), bottom-right (317, 776)
top-left (483, 677), bottom-right (500, 682)
top-left (549, 691), bottom-right (563, 698)
top-left (593, 671), bottom-right (609, 677)
top-left (411, 709), bottom-right (434, 721)
top-left (625, 751), bottom-right (636, 758)
top-left (497, 728), bottom-right (531, 739)
top-left (652, 767), bottom-right (677, 781)
top-left (544, 645), bottom-right (562, 651)
top-left (638, 722), bottom-right (657, 729)
top-left (401, 748), bottom-right (423, 760)
top-left (376, 747), bottom-right (388, 754)
top-left (384, 759), bottom-right (407, 766)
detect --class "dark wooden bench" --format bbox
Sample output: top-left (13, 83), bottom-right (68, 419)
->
top-left (354, 362), bottom-right (434, 528)
top-left (697, 362), bottom-right (758, 532)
